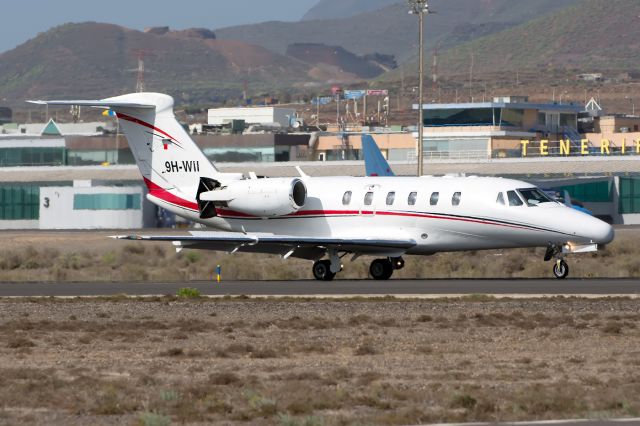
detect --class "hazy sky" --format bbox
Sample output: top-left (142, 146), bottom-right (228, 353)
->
top-left (0, 0), bottom-right (319, 54)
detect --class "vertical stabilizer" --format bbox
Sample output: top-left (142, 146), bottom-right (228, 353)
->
top-left (29, 93), bottom-right (235, 213)
top-left (362, 134), bottom-right (395, 177)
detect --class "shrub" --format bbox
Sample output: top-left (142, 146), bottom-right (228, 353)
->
top-left (137, 412), bottom-right (171, 426)
top-left (176, 287), bottom-right (201, 298)
top-left (450, 394), bottom-right (477, 409)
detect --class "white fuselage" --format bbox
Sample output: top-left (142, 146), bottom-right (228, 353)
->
top-left (149, 175), bottom-right (614, 254)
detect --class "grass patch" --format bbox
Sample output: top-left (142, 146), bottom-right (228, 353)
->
top-left (176, 287), bottom-right (201, 298)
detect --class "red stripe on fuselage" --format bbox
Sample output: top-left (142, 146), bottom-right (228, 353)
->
top-left (116, 112), bottom-right (181, 147)
top-left (214, 208), bottom-right (539, 232)
top-left (143, 177), bottom-right (199, 211)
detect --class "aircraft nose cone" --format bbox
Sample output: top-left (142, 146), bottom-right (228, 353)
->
top-left (584, 216), bottom-right (614, 245)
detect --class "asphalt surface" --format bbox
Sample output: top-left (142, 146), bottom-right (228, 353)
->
top-left (0, 278), bottom-right (638, 297)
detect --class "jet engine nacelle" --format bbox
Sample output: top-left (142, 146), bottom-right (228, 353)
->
top-left (199, 177), bottom-right (307, 217)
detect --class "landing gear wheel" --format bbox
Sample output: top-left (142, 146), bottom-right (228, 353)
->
top-left (370, 259), bottom-right (394, 280)
top-left (553, 259), bottom-right (569, 279)
top-left (313, 260), bottom-right (336, 281)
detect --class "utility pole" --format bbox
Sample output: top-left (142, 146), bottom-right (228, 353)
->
top-left (408, 0), bottom-right (430, 177)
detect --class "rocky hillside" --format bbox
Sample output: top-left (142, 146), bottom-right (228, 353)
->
top-left (435, 0), bottom-right (640, 76)
top-left (216, 0), bottom-right (580, 62)
top-left (0, 23), bottom-right (311, 104)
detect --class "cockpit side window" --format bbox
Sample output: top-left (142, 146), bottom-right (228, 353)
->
top-left (364, 191), bottom-right (374, 206)
top-left (507, 190), bottom-right (524, 206)
top-left (496, 192), bottom-right (505, 205)
top-left (517, 188), bottom-right (553, 207)
top-left (342, 191), bottom-right (352, 205)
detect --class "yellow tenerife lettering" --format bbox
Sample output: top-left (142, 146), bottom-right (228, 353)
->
top-left (636, 139), bottom-right (640, 154)
top-left (622, 138), bottom-right (626, 154)
top-left (581, 139), bottom-right (590, 155)
top-left (601, 139), bottom-right (610, 155)
top-left (521, 140), bottom-right (530, 157)
top-left (559, 139), bottom-right (570, 156)
top-left (540, 140), bottom-right (549, 156)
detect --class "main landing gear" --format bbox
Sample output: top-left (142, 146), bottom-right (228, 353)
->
top-left (545, 244), bottom-right (569, 279)
top-left (312, 260), bottom-right (335, 281)
top-left (312, 256), bottom-right (405, 281)
top-left (369, 257), bottom-right (404, 280)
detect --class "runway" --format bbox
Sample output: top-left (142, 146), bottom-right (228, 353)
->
top-left (0, 278), bottom-right (638, 297)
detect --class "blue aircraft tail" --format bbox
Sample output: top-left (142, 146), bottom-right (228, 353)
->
top-left (362, 135), bottom-right (395, 177)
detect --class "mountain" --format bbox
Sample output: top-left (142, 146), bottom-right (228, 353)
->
top-left (301, 0), bottom-right (399, 21)
top-left (0, 22), bottom-right (313, 104)
top-left (286, 43), bottom-right (396, 79)
top-left (435, 0), bottom-right (640, 76)
top-left (216, 0), bottom-right (580, 62)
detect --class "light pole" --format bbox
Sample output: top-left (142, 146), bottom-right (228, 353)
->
top-left (408, 0), bottom-right (429, 176)
top-left (625, 96), bottom-right (635, 115)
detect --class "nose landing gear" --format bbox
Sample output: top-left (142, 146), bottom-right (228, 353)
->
top-left (553, 259), bottom-right (569, 279)
top-left (545, 244), bottom-right (569, 279)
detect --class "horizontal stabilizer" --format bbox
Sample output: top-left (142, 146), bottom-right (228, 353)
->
top-left (27, 99), bottom-right (156, 109)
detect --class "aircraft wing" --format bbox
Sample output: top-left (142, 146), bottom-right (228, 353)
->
top-left (113, 231), bottom-right (416, 260)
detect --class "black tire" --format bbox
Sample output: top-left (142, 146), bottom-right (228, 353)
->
top-left (370, 259), bottom-right (394, 280)
top-left (313, 260), bottom-right (336, 281)
top-left (553, 260), bottom-right (569, 279)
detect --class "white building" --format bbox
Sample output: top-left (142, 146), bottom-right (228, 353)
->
top-left (208, 107), bottom-right (297, 128)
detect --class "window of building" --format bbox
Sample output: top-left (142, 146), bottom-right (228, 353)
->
top-left (496, 192), bottom-right (505, 205)
top-left (73, 194), bottom-right (141, 210)
top-left (430, 192), bottom-right (439, 206)
top-left (507, 190), bottom-right (523, 206)
top-left (386, 192), bottom-right (395, 205)
top-left (0, 185), bottom-right (39, 220)
top-left (342, 191), bottom-right (352, 205)
top-left (408, 192), bottom-right (417, 206)
top-left (619, 178), bottom-right (640, 214)
top-left (364, 192), bottom-right (374, 206)
top-left (452, 192), bottom-right (461, 206)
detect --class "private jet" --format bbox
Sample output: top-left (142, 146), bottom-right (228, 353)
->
top-left (30, 93), bottom-right (614, 280)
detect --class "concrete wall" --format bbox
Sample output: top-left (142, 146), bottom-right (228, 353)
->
top-left (0, 220), bottom-right (38, 230)
top-left (39, 186), bottom-right (145, 229)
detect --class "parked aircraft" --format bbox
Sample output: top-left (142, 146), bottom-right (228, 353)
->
top-left (362, 134), bottom-right (394, 177)
top-left (31, 93), bottom-right (614, 280)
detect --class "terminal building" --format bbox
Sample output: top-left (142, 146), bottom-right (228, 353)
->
top-left (1, 99), bottom-right (640, 229)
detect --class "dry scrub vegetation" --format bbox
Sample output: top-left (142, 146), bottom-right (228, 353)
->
top-left (0, 229), bottom-right (638, 281)
top-left (0, 298), bottom-right (639, 425)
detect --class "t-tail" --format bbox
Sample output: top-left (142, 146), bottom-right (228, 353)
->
top-left (29, 93), bottom-right (242, 218)
top-left (362, 134), bottom-right (395, 177)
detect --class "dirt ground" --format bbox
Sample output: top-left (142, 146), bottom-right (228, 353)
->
top-left (0, 228), bottom-right (638, 281)
top-left (0, 297), bottom-right (639, 425)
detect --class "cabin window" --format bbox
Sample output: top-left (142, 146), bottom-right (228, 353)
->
top-left (408, 192), bottom-right (417, 206)
top-left (452, 192), bottom-right (461, 206)
top-left (517, 188), bottom-right (553, 207)
top-left (364, 191), bottom-right (374, 206)
top-left (430, 192), bottom-right (439, 206)
top-left (496, 192), bottom-right (505, 205)
top-left (342, 191), bottom-right (352, 205)
top-left (507, 190), bottom-right (524, 206)
top-left (386, 191), bottom-right (395, 205)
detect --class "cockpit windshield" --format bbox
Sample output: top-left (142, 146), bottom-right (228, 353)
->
top-left (517, 188), bottom-right (553, 207)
